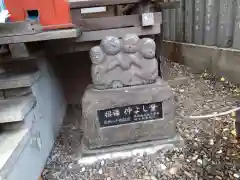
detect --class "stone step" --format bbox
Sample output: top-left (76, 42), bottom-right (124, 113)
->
top-left (0, 128), bottom-right (29, 174)
top-left (0, 95), bottom-right (36, 123)
top-left (0, 71), bottom-right (40, 90)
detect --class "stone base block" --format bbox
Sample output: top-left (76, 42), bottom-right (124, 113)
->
top-left (82, 78), bottom-right (176, 150)
top-left (80, 134), bottom-right (183, 158)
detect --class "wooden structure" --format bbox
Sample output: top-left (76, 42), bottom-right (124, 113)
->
top-left (0, 0), bottom-right (179, 57)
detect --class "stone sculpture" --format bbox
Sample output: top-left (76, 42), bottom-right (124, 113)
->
top-left (89, 34), bottom-right (158, 89)
top-left (83, 34), bottom-right (178, 151)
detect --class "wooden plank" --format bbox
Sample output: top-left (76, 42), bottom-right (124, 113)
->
top-left (233, 0), bottom-right (240, 49)
top-left (71, 6), bottom-right (115, 19)
top-left (0, 21), bottom-right (42, 37)
top-left (155, 1), bottom-right (180, 10)
top-left (218, 0), bottom-right (235, 48)
top-left (76, 24), bottom-right (161, 42)
top-left (184, 0), bottom-right (194, 43)
top-left (204, 0), bottom-right (219, 46)
top-left (47, 40), bottom-right (100, 54)
top-left (73, 12), bottom-right (162, 31)
top-left (0, 29), bottom-right (80, 45)
top-left (193, 0), bottom-right (205, 45)
top-left (169, 0), bottom-right (176, 41)
top-left (162, 0), bottom-right (170, 40)
top-left (176, 0), bottom-right (184, 41)
top-left (69, 0), bottom-right (142, 9)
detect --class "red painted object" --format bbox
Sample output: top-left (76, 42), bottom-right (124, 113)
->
top-left (4, 0), bottom-right (73, 29)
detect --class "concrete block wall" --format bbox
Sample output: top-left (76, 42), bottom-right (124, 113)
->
top-left (163, 41), bottom-right (240, 85)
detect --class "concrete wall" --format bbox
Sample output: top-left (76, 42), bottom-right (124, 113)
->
top-left (163, 41), bottom-right (240, 85)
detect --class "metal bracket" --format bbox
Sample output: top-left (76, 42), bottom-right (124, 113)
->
top-left (141, 12), bottom-right (155, 26)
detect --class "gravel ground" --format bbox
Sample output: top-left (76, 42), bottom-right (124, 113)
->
top-left (43, 61), bottom-right (240, 180)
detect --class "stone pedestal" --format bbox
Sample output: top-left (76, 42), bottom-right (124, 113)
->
top-left (82, 78), bottom-right (176, 150)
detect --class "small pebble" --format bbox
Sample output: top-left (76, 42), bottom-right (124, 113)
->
top-left (223, 136), bottom-right (228, 140)
top-left (216, 176), bottom-right (222, 180)
top-left (197, 159), bottom-right (202, 165)
top-left (143, 175), bottom-right (151, 180)
top-left (136, 159), bottom-right (142, 163)
top-left (159, 164), bottom-right (167, 170)
top-left (192, 155), bottom-right (198, 160)
top-left (151, 176), bottom-right (158, 180)
top-left (179, 89), bottom-right (185, 93)
top-left (209, 139), bottom-right (214, 145)
top-left (220, 77), bottom-right (225, 82)
top-left (184, 171), bottom-right (193, 178)
top-left (81, 167), bottom-right (85, 172)
top-left (234, 173), bottom-right (240, 178)
top-left (169, 167), bottom-right (178, 175)
top-left (100, 160), bottom-right (105, 166)
top-left (98, 168), bottom-right (103, 174)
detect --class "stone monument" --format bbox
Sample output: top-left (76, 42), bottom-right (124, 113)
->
top-left (82, 34), bottom-right (177, 151)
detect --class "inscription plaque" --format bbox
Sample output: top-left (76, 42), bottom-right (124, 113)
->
top-left (98, 102), bottom-right (163, 127)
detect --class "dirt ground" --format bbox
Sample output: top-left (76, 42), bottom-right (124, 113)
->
top-left (43, 60), bottom-right (240, 180)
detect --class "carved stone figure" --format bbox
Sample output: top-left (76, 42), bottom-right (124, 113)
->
top-left (122, 34), bottom-right (140, 54)
top-left (132, 38), bottom-right (158, 84)
top-left (83, 34), bottom-right (178, 151)
top-left (89, 34), bottom-right (159, 89)
top-left (90, 46), bottom-right (107, 89)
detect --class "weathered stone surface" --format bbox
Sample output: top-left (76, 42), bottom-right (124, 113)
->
top-left (82, 78), bottom-right (176, 149)
top-left (0, 95), bottom-right (35, 123)
top-left (4, 87), bottom-right (31, 98)
top-left (216, 49), bottom-right (240, 84)
top-left (0, 71), bottom-right (41, 90)
top-left (162, 41), bottom-right (220, 73)
top-left (90, 35), bottom-right (158, 89)
top-left (163, 41), bottom-right (240, 85)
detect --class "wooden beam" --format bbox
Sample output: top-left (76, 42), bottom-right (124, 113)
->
top-left (46, 41), bottom-right (101, 54)
top-left (72, 12), bottom-right (162, 31)
top-left (155, 1), bottom-right (180, 10)
top-left (76, 24), bottom-right (161, 42)
top-left (0, 29), bottom-right (80, 45)
top-left (69, 0), bottom-right (143, 9)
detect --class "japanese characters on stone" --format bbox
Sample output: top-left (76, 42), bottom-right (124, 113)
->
top-left (98, 102), bottom-right (163, 127)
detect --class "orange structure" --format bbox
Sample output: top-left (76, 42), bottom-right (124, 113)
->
top-left (4, 0), bottom-right (72, 29)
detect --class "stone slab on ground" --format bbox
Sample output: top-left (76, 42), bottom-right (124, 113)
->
top-left (0, 95), bottom-right (36, 123)
top-left (82, 78), bottom-right (176, 149)
top-left (81, 134), bottom-right (183, 157)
